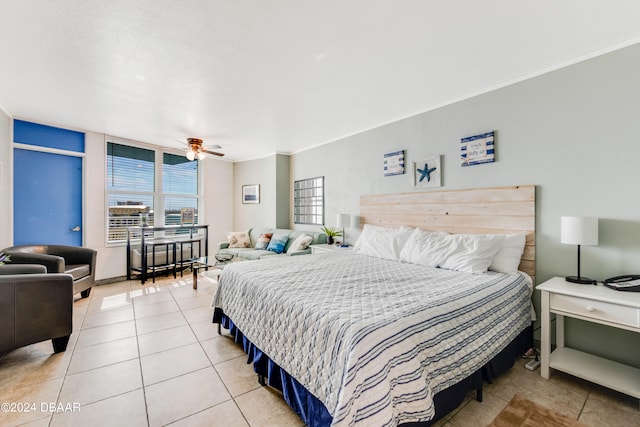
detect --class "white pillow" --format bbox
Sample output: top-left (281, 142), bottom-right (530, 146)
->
top-left (289, 234), bottom-right (313, 252)
top-left (353, 224), bottom-right (414, 261)
top-left (489, 233), bottom-right (527, 273)
top-left (399, 228), bottom-right (454, 267)
top-left (440, 234), bottom-right (505, 273)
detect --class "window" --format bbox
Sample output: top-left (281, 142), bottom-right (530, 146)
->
top-left (163, 153), bottom-right (199, 226)
top-left (107, 143), bottom-right (155, 242)
top-left (294, 176), bottom-right (324, 225)
top-left (106, 142), bottom-right (199, 243)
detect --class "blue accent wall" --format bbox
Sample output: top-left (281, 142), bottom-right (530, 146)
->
top-left (14, 119), bottom-right (85, 152)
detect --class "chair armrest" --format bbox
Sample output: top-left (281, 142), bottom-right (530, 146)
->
top-left (218, 242), bottom-right (230, 251)
top-left (287, 249), bottom-right (311, 256)
top-left (1, 272), bottom-right (73, 287)
top-left (3, 252), bottom-right (64, 273)
top-left (0, 272), bottom-right (73, 292)
top-left (0, 265), bottom-right (47, 275)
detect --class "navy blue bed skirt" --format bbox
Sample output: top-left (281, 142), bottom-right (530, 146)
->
top-left (214, 308), bottom-right (332, 426)
top-left (213, 307), bottom-right (532, 427)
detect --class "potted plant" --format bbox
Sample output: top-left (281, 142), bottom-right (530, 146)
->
top-left (321, 226), bottom-right (342, 245)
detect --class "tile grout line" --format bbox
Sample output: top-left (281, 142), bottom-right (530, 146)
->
top-left (179, 273), bottom-right (254, 427)
top-left (577, 389), bottom-right (590, 422)
top-left (129, 280), bottom-right (153, 427)
top-left (135, 275), bottom-right (223, 426)
top-left (48, 293), bottom-right (92, 426)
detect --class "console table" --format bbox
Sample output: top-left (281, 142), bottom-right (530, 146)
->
top-left (126, 225), bottom-right (209, 284)
top-left (538, 276), bottom-right (640, 399)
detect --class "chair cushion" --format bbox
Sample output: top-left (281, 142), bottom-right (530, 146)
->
top-left (64, 264), bottom-right (90, 281)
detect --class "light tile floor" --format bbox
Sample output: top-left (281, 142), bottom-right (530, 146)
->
top-left (1, 274), bottom-right (639, 427)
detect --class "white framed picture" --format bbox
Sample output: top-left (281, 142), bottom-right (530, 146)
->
top-left (383, 150), bottom-right (405, 176)
top-left (242, 184), bottom-right (260, 204)
top-left (414, 156), bottom-right (441, 189)
top-left (461, 130), bottom-right (495, 166)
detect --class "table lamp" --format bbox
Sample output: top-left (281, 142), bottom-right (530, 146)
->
top-left (336, 213), bottom-right (351, 247)
top-left (561, 216), bottom-right (598, 285)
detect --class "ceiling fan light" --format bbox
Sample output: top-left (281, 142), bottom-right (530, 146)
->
top-left (197, 151), bottom-right (206, 161)
top-left (186, 150), bottom-right (195, 161)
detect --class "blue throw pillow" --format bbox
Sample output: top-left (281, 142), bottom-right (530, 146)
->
top-left (266, 234), bottom-right (289, 254)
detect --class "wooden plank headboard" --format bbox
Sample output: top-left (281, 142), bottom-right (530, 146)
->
top-left (360, 185), bottom-right (536, 279)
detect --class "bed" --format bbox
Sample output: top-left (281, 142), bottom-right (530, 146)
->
top-left (213, 185), bottom-right (536, 427)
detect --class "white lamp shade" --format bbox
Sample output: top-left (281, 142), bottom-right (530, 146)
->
top-left (336, 213), bottom-right (350, 228)
top-left (185, 150), bottom-right (195, 161)
top-left (196, 151), bottom-right (206, 160)
top-left (561, 216), bottom-right (598, 246)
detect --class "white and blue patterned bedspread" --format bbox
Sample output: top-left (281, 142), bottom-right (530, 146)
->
top-left (213, 251), bottom-right (531, 426)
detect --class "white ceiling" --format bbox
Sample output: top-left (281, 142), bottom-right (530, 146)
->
top-left (1, 1), bottom-right (640, 161)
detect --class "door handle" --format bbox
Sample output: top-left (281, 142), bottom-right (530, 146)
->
top-left (70, 226), bottom-right (81, 232)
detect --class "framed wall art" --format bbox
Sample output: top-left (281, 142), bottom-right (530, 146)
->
top-left (461, 130), bottom-right (495, 166)
top-left (383, 150), bottom-right (405, 176)
top-left (414, 156), bottom-right (441, 189)
top-left (242, 184), bottom-right (260, 204)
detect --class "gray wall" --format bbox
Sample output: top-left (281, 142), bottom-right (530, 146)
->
top-left (233, 153), bottom-right (291, 231)
top-left (234, 156), bottom-right (276, 230)
top-left (0, 108), bottom-right (10, 249)
top-left (275, 154), bottom-right (290, 229)
top-left (290, 43), bottom-right (640, 367)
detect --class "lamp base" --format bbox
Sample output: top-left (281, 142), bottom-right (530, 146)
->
top-left (565, 276), bottom-right (596, 285)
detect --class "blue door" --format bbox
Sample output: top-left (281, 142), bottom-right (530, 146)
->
top-left (13, 120), bottom-right (84, 246)
top-left (13, 149), bottom-right (83, 246)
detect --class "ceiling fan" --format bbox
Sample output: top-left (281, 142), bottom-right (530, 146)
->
top-left (182, 138), bottom-right (224, 160)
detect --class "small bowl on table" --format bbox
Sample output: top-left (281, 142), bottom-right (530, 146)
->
top-left (214, 254), bottom-right (234, 266)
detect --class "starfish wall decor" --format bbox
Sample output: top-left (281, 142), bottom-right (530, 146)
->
top-left (414, 156), bottom-right (442, 189)
top-left (417, 163), bottom-right (437, 182)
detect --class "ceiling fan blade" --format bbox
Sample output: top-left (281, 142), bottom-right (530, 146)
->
top-left (204, 144), bottom-right (222, 150)
top-left (202, 149), bottom-right (225, 157)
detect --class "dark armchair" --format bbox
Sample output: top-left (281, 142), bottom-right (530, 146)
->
top-left (0, 264), bottom-right (73, 354)
top-left (2, 245), bottom-right (97, 298)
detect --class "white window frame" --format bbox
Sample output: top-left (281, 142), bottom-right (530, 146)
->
top-left (105, 137), bottom-right (201, 245)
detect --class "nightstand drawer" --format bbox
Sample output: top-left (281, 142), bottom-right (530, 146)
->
top-left (550, 294), bottom-right (639, 328)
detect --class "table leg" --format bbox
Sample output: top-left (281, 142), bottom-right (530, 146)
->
top-left (141, 243), bottom-right (147, 285)
top-left (172, 243), bottom-right (177, 279)
top-left (541, 290), bottom-right (551, 379)
top-left (151, 246), bottom-right (156, 284)
top-left (179, 242), bottom-right (184, 278)
top-left (192, 265), bottom-right (198, 290)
